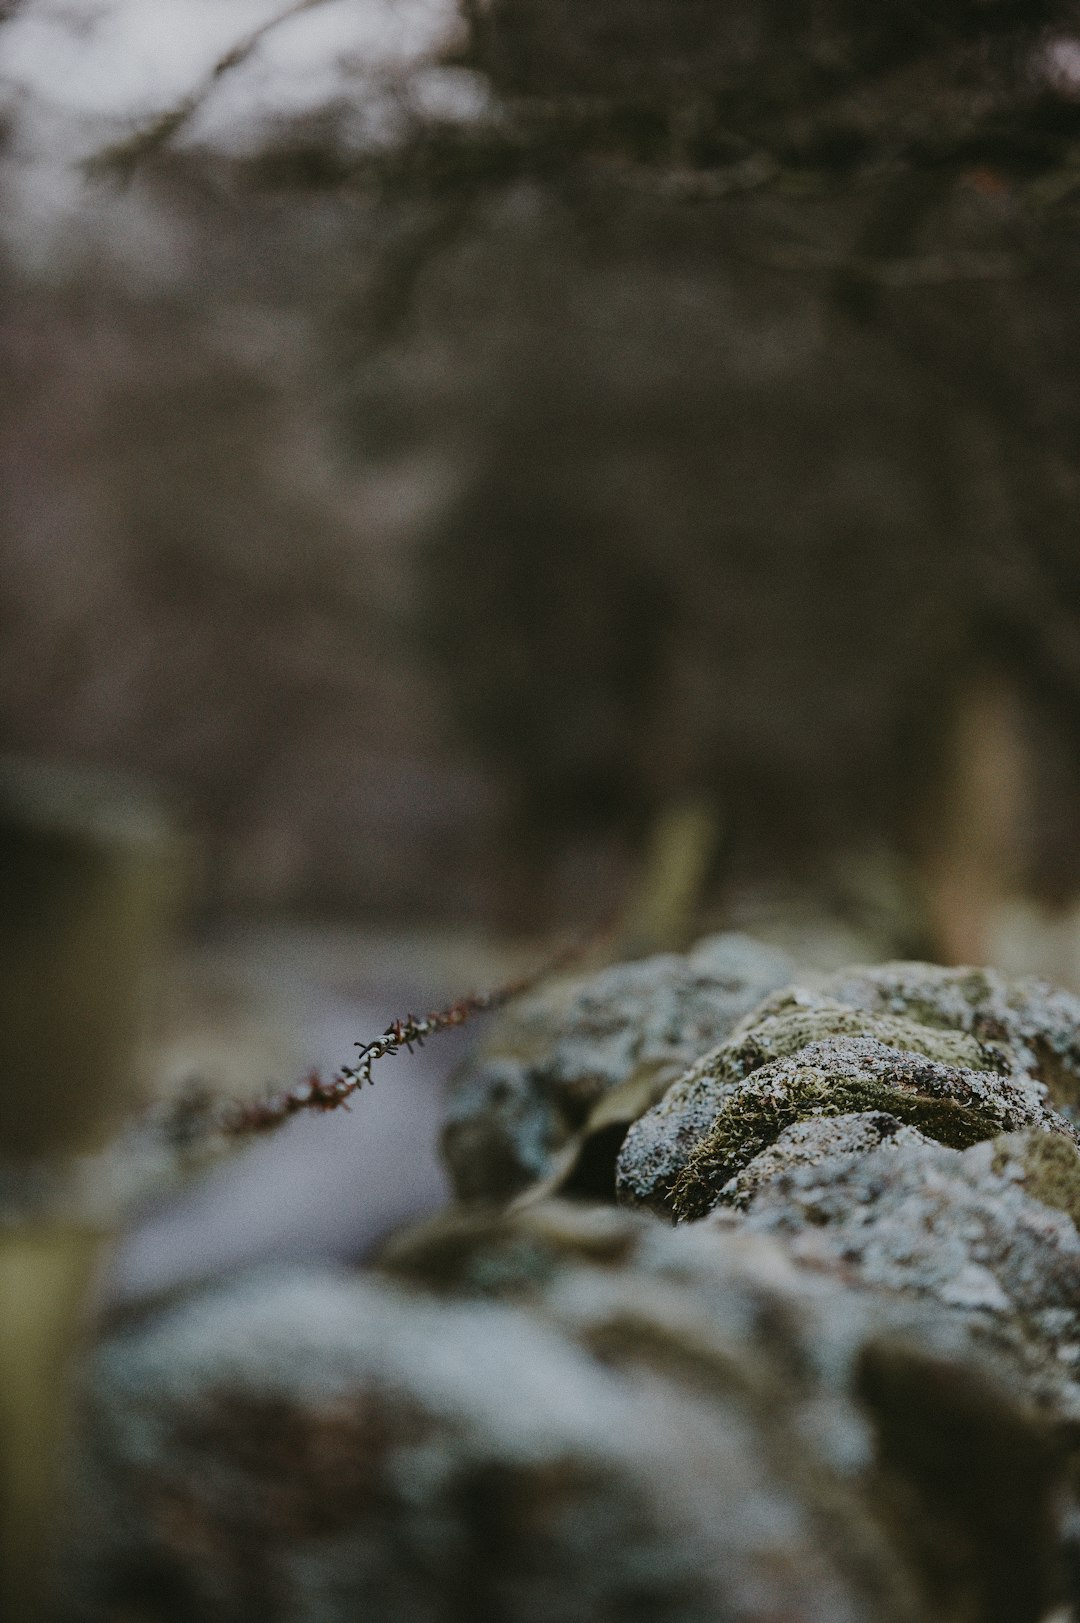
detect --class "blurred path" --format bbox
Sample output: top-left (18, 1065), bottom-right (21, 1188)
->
top-left (104, 927), bottom-right (525, 1304)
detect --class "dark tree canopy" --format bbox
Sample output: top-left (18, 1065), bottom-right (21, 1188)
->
top-left (353, 0), bottom-right (1080, 906)
top-left (4, 0), bottom-right (1080, 925)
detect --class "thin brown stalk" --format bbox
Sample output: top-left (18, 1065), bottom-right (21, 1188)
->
top-left (220, 923), bottom-right (605, 1138)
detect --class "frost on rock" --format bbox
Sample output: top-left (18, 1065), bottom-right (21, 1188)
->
top-left (728, 1121), bottom-right (1080, 1415)
top-left (65, 955), bottom-right (1080, 1621)
top-left (616, 963), bottom-right (1080, 1218)
top-left (67, 1200), bottom-right (1063, 1623)
top-left (440, 933), bottom-right (793, 1202)
top-left (667, 1034), bottom-right (1077, 1222)
top-left (814, 963), bottom-right (1080, 1112)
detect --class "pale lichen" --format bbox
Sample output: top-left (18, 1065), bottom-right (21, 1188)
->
top-left (669, 1035), bottom-right (1077, 1222)
top-left (442, 933), bottom-right (793, 1201)
top-left (617, 963), bottom-right (1080, 1219)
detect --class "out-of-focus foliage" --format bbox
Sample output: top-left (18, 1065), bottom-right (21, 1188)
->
top-left (2, 0), bottom-right (1080, 925)
top-left (352, 0), bottom-right (1080, 910)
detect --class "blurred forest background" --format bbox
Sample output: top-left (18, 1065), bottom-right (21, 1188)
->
top-left (3, 0), bottom-right (1080, 983)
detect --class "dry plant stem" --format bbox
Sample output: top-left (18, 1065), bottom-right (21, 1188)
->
top-left (615, 796), bottom-right (720, 959)
top-left (223, 926), bottom-right (606, 1138)
top-left (922, 673), bottom-right (1027, 966)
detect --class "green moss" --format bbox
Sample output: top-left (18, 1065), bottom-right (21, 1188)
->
top-left (819, 965), bottom-right (1006, 1036)
top-left (994, 1132), bottom-right (1080, 1231)
top-left (719, 1004), bottom-right (996, 1083)
top-left (672, 1048), bottom-right (1027, 1222)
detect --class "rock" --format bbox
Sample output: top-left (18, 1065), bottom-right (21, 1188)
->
top-left (61, 1229), bottom-right (899, 1621)
top-left (65, 1199), bottom-right (1062, 1623)
top-left (995, 1129), bottom-right (1080, 1229)
top-left (616, 965), bottom-right (1080, 1218)
top-left (441, 933), bottom-right (793, 1202)
top-left (62, 953), bottom-right (1080, 1622)
top-left (813, 963), bottom-right (1080, 1112)
top-left (668, 1034), bottom-right (1075, 1222)
top-left (720, 1110), bottom-right (917, 1209)
top-left (732, 1124), bottom-right (1080, 1411)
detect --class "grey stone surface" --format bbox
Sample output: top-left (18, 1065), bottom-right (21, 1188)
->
top-left (734, 1122), bottom-right (1080, 1416)
top-left (63, 953), bottom-right (1080, 1622)
top-left (815, 964), bottom-right (1080, 1111)
top-left (441, 933), bottom-right (793, 1200)
top-left (666, 1033), bottom-right (1077, 1222)
top-left (616, 964), bottom-right (1080, 1218)
top-left (720, 1110), bottom-right (917, 1208)
top-left (66, 1199), bottom-right (1064, 1623)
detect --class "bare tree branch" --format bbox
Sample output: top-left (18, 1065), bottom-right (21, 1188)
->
top-left (88, 0), bottom-right (334, 173)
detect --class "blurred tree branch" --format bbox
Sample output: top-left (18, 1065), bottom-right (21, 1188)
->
top-left (89, 0), bottom-right (336, 175)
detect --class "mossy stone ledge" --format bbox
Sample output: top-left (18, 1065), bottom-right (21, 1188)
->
top-left (669, 1035), bottom-right (1079, 1222)
top-left (617, 963), bottom-right (1080, 1220)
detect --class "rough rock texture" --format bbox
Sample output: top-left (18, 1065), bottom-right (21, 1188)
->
top-left (817, 964), bottom-right (1080, 1112)
top-left (998, 1128), bottom-right (1080, 1230)
top-left (720, 1110), bottom-right (920, 1208)
top-left (64, 951), bottom-right (1080, 1622)
top-left (668, 1034), bottom-right (1077, 1222)
top-left (66, 1201), bottom-right (1063, 1623)
top-left (731, 1120), bottom-right (1080, 1416)
top-left (441, 933), bottom-right (793, 1201)
top-left (617, 963), bottom-right (1080, 1217)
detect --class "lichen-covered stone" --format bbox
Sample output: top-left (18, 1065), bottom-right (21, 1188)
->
top-left (724, 1000), bottom-right (1002, 1080)
top-left (67, 1218), bottom-right (931, 1623)
top-left (610, 1045), bottom-right (741, 1216)
top-left (733, 1126), bottom-right (1080, 1419)
top-left (617, 964), bottom-right (1080, 1218)
top-left (814, 963), bottom-right (1080, 1110)
top-left (64, 954), bottom-right (1080, 1622)
top-left (441, 933), bottom-right (793, 1201)
top-left (616, 998), bottom-right (1008, 1213)
top-left (669, 1035), bottom-right (1077, 1222)
top-left (994, 1129), bottom-right (1080, 1230)
top-left (720, 1111), bottom-right (916, 1209)
top-left (67, 1198), bottom-right (1068, 1623)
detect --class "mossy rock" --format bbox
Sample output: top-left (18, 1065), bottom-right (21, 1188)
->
top-left (814, 964), bottom-right (1080, 1110)
top-left (670, 1035), bottom-right (1078, 1222)
top-left (443, 933), bottom-right (793, 1202)
top-left (618, 1002), bottom-right (1020, 1216)
top-left (618, 962), bottom-right (1080, 1218)
top-left (720, 1111), bottom-right (920, 1209)
top-left (720, 1000), bottom-right (1002, 1081)
top-left (993, 1130), bottom-right (1080, 1231)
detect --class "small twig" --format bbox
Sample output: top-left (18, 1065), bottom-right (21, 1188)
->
top-left (220, 923), bottom-right (606, 1138)
top-left (88, 0), bottom-right (332, 173)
